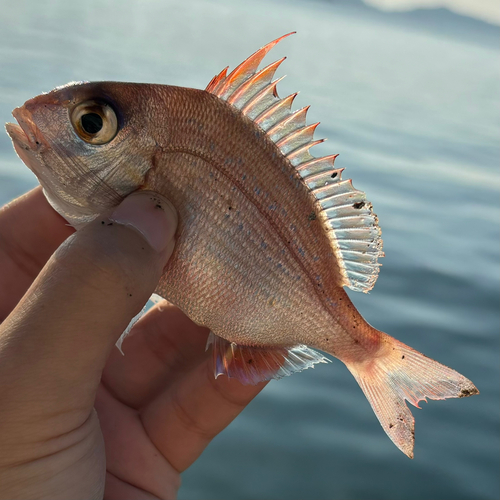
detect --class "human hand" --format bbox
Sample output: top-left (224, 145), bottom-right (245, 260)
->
top-left (0, 187), bottom-right (267, 499)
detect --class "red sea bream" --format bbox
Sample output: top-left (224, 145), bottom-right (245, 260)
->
top-left (5, 34), bottom-right (478, 458)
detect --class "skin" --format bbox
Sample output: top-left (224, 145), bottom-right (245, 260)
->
top-left (0, 187), bottom-right (267, 499)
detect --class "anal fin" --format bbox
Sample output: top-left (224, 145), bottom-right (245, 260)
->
top-left (206, 332), bottom-right (330, 385)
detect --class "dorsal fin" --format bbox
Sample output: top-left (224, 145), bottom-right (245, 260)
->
top-left (205, 35), bottom-right (383, 293)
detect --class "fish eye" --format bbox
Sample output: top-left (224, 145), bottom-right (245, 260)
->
top-left (70, 100), bottom-right (118, 145)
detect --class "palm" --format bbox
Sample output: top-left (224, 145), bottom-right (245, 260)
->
top-left (0, 188), bottom-right (266, 499)
top-left (98, 301), bottom-right (266, 499)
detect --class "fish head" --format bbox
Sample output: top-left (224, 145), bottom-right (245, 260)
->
top-left (6, 81), bottom-right (158, 227)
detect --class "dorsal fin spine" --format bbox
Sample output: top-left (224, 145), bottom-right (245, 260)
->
top-left (206, 67), bottom-right (228, 93)
top-left (227, 57), bottom-right (286, 108)
top-left (296, 154), bottom-right (339, 171)
top-left (304, 169), bottom-right (344, 190)
top-left (212, 33), bottom-right (295, 98)
top-left (267, 106), bottom-right (310, 140)
top-left (287, 139), bottom-right (326, 161)
top-left (205, 35), bottom-right (383, 293)
top-left (303, 167), bottom-right (344, 183)
top-left (296, 155), bottom-right (340, 178)
top-left (254, 92), bottom-right (298, 130)
top-left (276, 123), bottom-right (320, 154)
top-left (240, 76), bottom-right (286, 119)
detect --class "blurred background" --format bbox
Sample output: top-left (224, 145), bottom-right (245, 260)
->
top-left (0, 0), bottom-right (498, 498)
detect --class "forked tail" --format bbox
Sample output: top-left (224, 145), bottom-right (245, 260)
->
top-left (344, 334), bottom-right (479, 458)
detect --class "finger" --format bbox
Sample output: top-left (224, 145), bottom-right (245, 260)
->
top-left (141, 359), bottom-right (268, 472)
top-left (0, 186), bottom-right (74, 320)
top-left (102, 302), bottom-right (210, 409)
top-left (95, 384), bottom-right (180, 500)
top-left (0, 191), bottom-right (177, 439)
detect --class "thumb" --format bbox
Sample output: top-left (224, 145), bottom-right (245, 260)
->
top-left (0, 190), bottom-right (177, 418)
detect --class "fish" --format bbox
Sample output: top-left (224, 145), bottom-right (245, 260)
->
top-left (5, 33), bottom-right (478, 458)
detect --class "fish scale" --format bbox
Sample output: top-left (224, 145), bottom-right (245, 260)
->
top-left (147, 148), bottom-right (333, 348)
top-left (5, 34), bottom-right (478, 459)
top-left (143, 85), bottom-right (345, 307)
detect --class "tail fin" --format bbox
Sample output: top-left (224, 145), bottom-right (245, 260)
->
top-left (345, 335), bottom-right (479, 458)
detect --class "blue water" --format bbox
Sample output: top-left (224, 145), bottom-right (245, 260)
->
top-left (0, 0), bottom-right (498, 499)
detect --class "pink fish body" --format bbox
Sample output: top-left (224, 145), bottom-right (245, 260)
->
top-left (6, 34), bottom-right (478, 458)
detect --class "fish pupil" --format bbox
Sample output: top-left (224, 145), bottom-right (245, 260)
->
top-left (81, 113), bottom-right (103, 134)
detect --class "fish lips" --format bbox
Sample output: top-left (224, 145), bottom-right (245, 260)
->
top-left (6, 106), bottom-right (49, 176)
top-left (6, 106), bottom-right (46, 152)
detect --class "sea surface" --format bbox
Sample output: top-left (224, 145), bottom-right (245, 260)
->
top-left (0, 0), bottom-right (498, 499)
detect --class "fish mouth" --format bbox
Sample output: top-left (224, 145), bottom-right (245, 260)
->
top-left (6, 106), bottom-right (46, 153)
